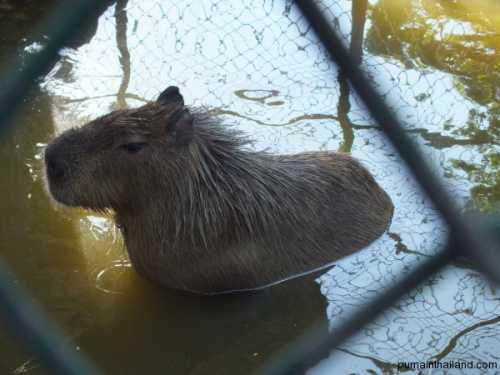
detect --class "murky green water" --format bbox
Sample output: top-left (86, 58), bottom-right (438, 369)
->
top-left (1, 0), bottom-right (499, 374)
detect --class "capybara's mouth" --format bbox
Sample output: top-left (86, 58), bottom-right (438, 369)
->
top-left (44, 175), bottom-right (77, 207)
top-left (43, 150), bottom-right (78, 207)
top-left (45, 145), bottom-right (69, 182)
top-left (43, 141), bottom-right (73, 205)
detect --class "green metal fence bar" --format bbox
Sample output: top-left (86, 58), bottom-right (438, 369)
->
top-left (0, 261), bottom-right (101, 375)
top-left (0, 0), bottom-right (106, 373)
top-left (261, 245), bottom-right (453, 375)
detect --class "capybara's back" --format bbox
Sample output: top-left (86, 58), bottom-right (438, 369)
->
top-left (44, 86), bottom-right (393, 294)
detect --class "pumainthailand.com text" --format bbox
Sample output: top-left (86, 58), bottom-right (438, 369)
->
top-left (397, 360), bottom-right (498, 370)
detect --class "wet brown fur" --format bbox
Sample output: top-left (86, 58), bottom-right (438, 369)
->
top-left (45, 87), bottom-right (394, 294)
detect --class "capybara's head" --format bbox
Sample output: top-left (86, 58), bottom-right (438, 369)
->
top-left (44, 86), bottom-right (193, 211)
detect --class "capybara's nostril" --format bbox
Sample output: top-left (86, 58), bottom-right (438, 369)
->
top-left (47, 158), bottom-right (65, 179)
top-left (45, 147), bottom-right (66, 180)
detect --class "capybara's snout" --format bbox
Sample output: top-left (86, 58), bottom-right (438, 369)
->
top-left (45, 143), bottom-right (68, 181)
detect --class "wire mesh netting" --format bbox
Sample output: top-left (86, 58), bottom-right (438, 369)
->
top-left (1, 0), bottom-right (499, 373)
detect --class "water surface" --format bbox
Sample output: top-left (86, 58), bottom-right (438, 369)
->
top-left (1, 0), bottom-right (499, 374)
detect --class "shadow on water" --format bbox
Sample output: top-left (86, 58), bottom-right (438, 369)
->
top-left (337, 0), bottom-right (367, 154)
top-left (77, 272), bottom-right (328, 375)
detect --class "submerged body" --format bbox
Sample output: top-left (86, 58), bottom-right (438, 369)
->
top-left (45, 86), bottom-right (393, 294)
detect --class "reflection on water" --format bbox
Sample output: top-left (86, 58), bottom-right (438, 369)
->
top-left (0, 0), bottom-right (499, 374)
top-left (78, 274), bottom-right (328, 375)
top-left (115, 0), bottom-right (131, 109)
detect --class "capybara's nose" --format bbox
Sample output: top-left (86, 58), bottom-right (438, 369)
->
top-left (45, 145), bottom-right (66, 180)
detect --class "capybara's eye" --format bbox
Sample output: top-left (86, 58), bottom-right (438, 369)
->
top-left (121, 142), bottom-right (146, 153)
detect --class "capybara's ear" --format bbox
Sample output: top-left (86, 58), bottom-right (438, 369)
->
top-left (169, 109), bottom-right (194, 145)
top-left (157, 86), bottom-right (184, 106)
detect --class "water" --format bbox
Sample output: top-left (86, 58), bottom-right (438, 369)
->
top-left (0, 0), bottom-right (499, 373)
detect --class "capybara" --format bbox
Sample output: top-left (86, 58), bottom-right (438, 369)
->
top-left (44, 86), bottom-right (393, 294)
